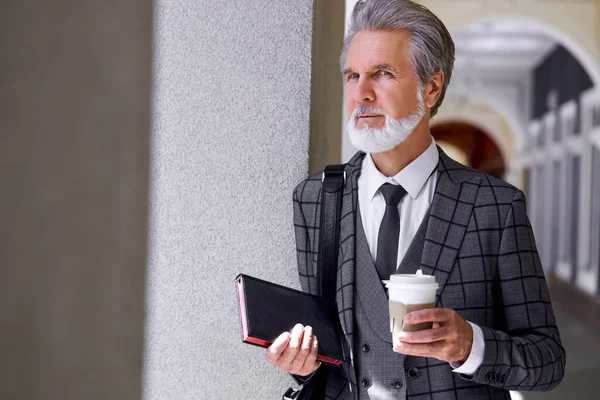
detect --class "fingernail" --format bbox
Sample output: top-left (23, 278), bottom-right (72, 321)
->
top-left (398, 332), bottom-right (408, 340)
top-left (404, 315), bottom-right (413, 323)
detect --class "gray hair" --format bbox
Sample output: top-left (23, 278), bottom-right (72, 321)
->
top-left (341, 0), bottom-right (455, 117)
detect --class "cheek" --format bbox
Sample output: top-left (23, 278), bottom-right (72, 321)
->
top-left (384, 90), bottom-right (416, 119)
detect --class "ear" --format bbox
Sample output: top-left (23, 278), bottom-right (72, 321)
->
top-left (423, 70), bottom-right (444, 109)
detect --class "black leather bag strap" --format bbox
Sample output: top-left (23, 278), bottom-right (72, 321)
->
top-left (310, 165), bottom-right (346, 399)
top-left (317, 164), bottom-right (346, 308)
top-left (282, 165), bottom-right (346, 400)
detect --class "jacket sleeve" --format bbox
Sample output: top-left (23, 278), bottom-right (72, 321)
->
top-left (293, 182), bottom-right (318, 296)
top-left (466, 189), bottom-right (566, 391)
top-left (290, 183), bottom-right (319, 385)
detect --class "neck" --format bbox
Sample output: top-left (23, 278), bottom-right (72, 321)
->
top-left (371, 121), bottom-right (432, 177)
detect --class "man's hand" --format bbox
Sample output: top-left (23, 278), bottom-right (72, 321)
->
top-left (265, 324), bottom-right (320, 377)
top-left (392, 308), bottom-right (473, 364)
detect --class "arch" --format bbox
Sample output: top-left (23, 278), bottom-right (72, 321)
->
top-left (455, 16), bottom-right (600, 88)
top-left (418, 0), bottom-right (600, 87)
top-left (432, 121), bottom-right (507, 179)
top-left (433, 97), bottom-right (523, 170)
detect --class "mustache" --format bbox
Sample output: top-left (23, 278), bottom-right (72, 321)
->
top-left (350, 105), bottom-right (389, 122)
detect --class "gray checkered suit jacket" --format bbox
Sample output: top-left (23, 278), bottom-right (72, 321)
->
top-left (292, 148), bottom-right (565, 399)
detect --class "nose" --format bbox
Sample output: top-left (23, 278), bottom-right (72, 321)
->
top-left (354, 77), bottom-right (375, 105)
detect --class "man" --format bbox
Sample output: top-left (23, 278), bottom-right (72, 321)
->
top-left (266, 0), bottom-right (566, 398)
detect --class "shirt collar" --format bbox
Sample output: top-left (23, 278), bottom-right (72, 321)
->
top-left (363, 137), bottom-right (439, 201)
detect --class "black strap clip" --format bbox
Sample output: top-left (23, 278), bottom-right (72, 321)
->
top-left (321, 165), bottom-right (346, 193)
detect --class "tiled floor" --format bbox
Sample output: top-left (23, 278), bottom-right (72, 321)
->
top-left (512, 297), bottom-right (600, 400)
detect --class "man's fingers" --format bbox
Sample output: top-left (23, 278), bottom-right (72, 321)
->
top-left (289, 326), bottom-right (314, 372)
top-left (277, 324), bottom-right (305, 368)
top-left (300, 333), bottom-right (319, 373)
top-left (290, 326), bottom-right (313, 375)
top-left (265, 332), bottom-right (291, 363)
top-left (300, 326), bottom-right (314, 353)
top-left (405, 308), bottom-right (451, 324)
top-left (393, 340), bottom-right (443, 358)
top-left (397, 326), bottom-right (449, 344)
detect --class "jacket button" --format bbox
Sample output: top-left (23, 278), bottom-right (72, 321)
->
top-left (407, 367), bottom-right (419, 378)
top-left (361, 378), bottom-right (370, 387)
top-left (362, 344), bottom-right (370, 353)
top-left (485, 371), bottom-right (493, 382)
top-left (392, 381), bottom-right (403, 389)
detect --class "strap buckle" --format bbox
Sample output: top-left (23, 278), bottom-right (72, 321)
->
top-left (321, 170), bottom-right (346, 184)
top-left (282, 388), bottom-right (301, 400)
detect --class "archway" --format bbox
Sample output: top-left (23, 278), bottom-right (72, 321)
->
top-left (434, 97), bottom-right (519, 167)
top-left (418, 0), bottom-right (600, 87)
top-left (431, 121), bottom-right (506, 179)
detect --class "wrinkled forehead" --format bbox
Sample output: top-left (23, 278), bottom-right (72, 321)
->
top-left (343, 30), bottom-right (413, 71)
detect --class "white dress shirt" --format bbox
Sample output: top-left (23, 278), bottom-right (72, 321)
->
top-left (357, 138), bottom-right (484, 376)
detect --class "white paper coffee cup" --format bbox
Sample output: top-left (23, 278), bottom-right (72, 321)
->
top-left (383, 270), bottom-right (438, 333)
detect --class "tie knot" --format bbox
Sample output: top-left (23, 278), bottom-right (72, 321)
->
top-left (379, 183), bottom-right (407, 206)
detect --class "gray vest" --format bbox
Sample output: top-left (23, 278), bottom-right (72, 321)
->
top-left (353, 207), bottom-right (429, 400)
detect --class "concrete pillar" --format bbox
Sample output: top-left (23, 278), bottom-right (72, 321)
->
top-left (144, 1), bottom-right (343, 399)
top-left (0, 1), bottom-right (152, 400)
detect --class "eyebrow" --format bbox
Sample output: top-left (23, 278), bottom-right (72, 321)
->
top-left (342, 64), bottom-right (397, 76)
top-left (374, 64), bottom-right (396, 72)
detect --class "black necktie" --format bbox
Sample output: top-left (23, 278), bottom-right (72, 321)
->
top-left (376, 183), bottom-right (407, 280)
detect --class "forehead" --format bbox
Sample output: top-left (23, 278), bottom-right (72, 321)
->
top-left (344, 29), bottom-right (412, 70)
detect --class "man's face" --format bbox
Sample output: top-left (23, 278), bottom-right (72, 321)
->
top-left (343, 29), bottom-right (422, 128)
top-left (343, 29), bottom-right (426, 153)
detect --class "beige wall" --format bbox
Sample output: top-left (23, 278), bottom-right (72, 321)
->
top-left (0, 2), bottom-right (151, 399)
top-left (309, 0), bottom-right (346, 174)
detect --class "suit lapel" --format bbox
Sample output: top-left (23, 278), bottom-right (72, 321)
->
top-left (354, 206), bottom-right (393, 343)
top-left (420, 149), bottom-right (479, 305)
top-left (396, 208), bottom-right (430, 275)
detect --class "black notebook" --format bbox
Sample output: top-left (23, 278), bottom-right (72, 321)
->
top-left (235, 274), bottom-right (343, 366)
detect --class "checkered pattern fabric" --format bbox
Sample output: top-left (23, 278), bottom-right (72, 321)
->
top-left (292, 148), bottom-right (566, 399)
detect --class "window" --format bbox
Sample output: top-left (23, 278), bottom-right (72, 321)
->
top-left (537, 125), bottom-right (546, 148)
top-left (550, 160), bottom-right (561, 269)
top-left (554, 115), bottom-right (561, 142)
top-left (592, 104), bottom-right (600, 128)
top-left (534, 164), bottom-right (545, 260)
top-left (569, 155), bottom-right (581, 279)
top-left (591, 147), bottom-right (600, 294)
top-left (573, 103), bottom-right (581, 135)
top-left (523, 167), bottom-right (530, 199)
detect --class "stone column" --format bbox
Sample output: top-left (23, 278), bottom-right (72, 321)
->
top-left (144, 1), bottom-right (343, 399)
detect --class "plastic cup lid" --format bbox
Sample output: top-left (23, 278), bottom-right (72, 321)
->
top-left (382, 269), bottom-right (439, 289)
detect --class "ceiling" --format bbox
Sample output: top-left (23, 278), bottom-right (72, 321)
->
top-left (453, 20), bottom-right (558, 70)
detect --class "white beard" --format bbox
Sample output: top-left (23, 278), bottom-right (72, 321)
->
top-left (347, 92), bottom-right (426, 154)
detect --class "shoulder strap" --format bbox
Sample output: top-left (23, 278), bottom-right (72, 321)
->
top-left (317, 164), bottom-right (346, 310)
top-left (285, 165), bottom-right (346, 400)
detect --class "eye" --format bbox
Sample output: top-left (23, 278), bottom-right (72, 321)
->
top-left (377, 70), bottom-right (392, 77)
top-left (346, 73), bottom-right (359, 81)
